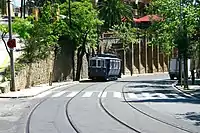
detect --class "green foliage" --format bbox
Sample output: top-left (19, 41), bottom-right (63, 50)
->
top-left (98, 0), bottom-right (133, 31)
top-left (146, 0), bottom-right (200, 56)
top-left (0, 2), bottom-right (61, 63)
top-left (12, 17), bottom-right (34, 40)
top-left (26, 0), bottom-right (62, 7)
top-left (111, 22), bottom-right (138, 50)
top-left (60, 0), bottom-right (103, 50)
top-left (0, 24), bottom-right (8, 34)
top-left (21, 2), bottom-right (60, 63)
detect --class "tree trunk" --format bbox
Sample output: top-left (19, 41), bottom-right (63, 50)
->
top-left (92, 48), bottom-right (95, 56)
top-left (123, 49), bottom-right (126, 75)
top-left (183, 55), bottom-right (188, 89)
top-left (72, 49), bottom-right (75, 81)
top-left (86, 52), bottom-right (90, 66)
top-left (75, 30), bottom-right (89, 81)
top-left (178, 57), bottom-right (183, 86)
top-left (75, 47), bottom-right (84, 81)
top-left (131, 43), bottom-right (134, 76)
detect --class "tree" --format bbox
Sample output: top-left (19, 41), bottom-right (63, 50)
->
top-left (0, 1), bottom-right (60, 63)
top-left (60, 0), bottom-right (103, 81)
top-left (146, 0), bottom-right (200, 88)
top-left (22, 2), bottom-right (60, 63)
top-left (111, 22), bottom-right (138, 75)
top-left (26, 0), bottom-right (65, 8)
top-left (111, 23), bottom-right (137, 50)
top-left (98, 0), bottom-right (133, 32)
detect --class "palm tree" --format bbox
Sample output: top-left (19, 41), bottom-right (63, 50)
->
top-left (98, 0), bottom-right (133, 31)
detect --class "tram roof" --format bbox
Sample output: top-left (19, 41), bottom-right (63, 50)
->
top-left (90, 56), bottom-right (120, 60)
top-left (94, 53), bottom-right (118, 58)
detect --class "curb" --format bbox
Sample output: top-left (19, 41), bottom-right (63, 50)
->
top-left (172, 81), bottom-right (200, 100)
top-left (122, 72), bottom-right (168, 77)
top-left (0, 72), bottom-right (169, 99)
top-left (0, 81), bottom-right (79, 99)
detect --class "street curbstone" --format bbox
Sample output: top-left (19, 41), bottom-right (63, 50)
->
top-left (0, 81), bottom-right (79, 99)
top-left (121, 72), bottom-right (168, 78)
top-left (172, 81), bottom-right (200, 99)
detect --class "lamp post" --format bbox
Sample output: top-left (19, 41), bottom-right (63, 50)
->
top-left (7, 0), bottom-right (15, 91)
top-left (20, 0), bottom-right (23, 18)
top-left (178, 0), bottom-right (183, 86)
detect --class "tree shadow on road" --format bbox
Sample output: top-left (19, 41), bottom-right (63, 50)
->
top-left (117, 79), bottom-right (175, 85)
top-left (124, 98), bottom-right (200, 104)
top-left (126, 85), bottom-right (172, 89)
top-left (122, 80), bottom-right (200, 104)
top-left (185, 89), bottom-right (200, 99)
top-left (175, 112), bottom-right (200, 126)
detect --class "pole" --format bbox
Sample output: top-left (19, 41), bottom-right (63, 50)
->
top-left (69, 0), bottom-right (71, 26)
top-left (20, 0), bottom-right (23, 18)
top-left (23, 0), bottom-right (25, 18)
top-left (179, 0), bottom-right (183, 86)
top-left (183, 21), bottom-right (189, 89)
top-left (69, 0), bottom-right (75, 81)
top-left (7, 0), bottom-right (15, 91)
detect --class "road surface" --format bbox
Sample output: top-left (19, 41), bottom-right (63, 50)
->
top-left (0, 74), bottom-right (200, 133)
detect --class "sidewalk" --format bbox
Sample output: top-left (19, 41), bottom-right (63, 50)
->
top-left (175, 79), bottom-right (200, 99)
top-left (0, 81), bottom-right (78, 98)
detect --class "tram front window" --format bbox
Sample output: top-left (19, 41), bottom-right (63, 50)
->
top-left (90, 60), bottom-right (96, 67)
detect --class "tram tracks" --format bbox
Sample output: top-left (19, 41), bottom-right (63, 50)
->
top-left (65, 81), bottom-right (141, 133)
top-left (65, 81), bottom-right (122, 133)
top-left (25, 79), bottom-right (197, 133)
top-left (99, 82), bottom-right (142, 133)
top-left (25, 83), bottom-right (94, 133)
top-left (121, 83), bottom-right (197, 133)
top-left (65, 83), bottom-right (96, 133)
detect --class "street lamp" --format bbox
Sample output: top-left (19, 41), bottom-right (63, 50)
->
top-left (7, 0), bottom-right (15, 91)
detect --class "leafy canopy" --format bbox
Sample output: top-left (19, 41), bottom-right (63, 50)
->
top-left (111, 22), bottom-right (138, 50)
top-left (60, 0), bottom-right (103, 50)
top-left (98, 0), bottom-right (133, 31)
top-left (146, 0), bottom-right (200, 55)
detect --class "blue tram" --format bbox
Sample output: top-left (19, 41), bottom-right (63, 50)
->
top-left (88, 54), bottom-right (121, 80)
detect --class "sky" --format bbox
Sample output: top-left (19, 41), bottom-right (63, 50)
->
top-left (13, 0), bottom-right (21, 7)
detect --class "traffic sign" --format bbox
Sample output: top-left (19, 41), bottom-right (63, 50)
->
top-left (7, 39), bottom-right (16, 48)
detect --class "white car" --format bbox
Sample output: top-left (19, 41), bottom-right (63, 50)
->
top-left (168, 57), bottom-right (191, 80)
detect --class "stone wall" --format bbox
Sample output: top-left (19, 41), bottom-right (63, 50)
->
top-left (14, 43), bottom-right (89, 91)
top-left (15, 54), bottom-right (54, 91)
top-left (101, 37), bottom-right (170, 76)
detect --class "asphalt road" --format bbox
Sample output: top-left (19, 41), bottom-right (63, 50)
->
top-left (0, 74), bottom-right (200, 133)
